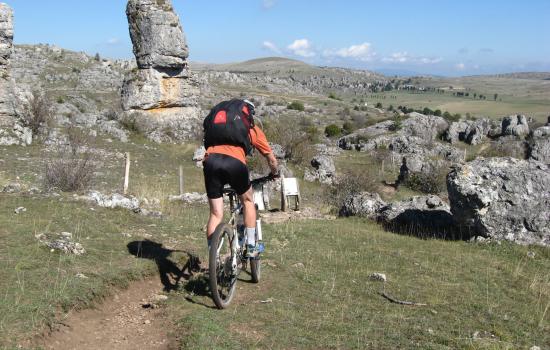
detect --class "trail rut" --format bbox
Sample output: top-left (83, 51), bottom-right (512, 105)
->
top-left (40, 278), bottom-right (174, 350)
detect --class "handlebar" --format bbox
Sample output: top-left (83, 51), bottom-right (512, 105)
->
top-left (251, 173), bottom-right (279, 186)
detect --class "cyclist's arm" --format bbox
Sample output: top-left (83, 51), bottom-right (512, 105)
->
top-left (250, 126), bottom-right (279, 175)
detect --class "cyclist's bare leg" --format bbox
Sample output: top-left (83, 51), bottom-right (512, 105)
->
top-left (239, 188), bottom-right (256, 228)
top-left (206, 197), bottom-right (224, 238)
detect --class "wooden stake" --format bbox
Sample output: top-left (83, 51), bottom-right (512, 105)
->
top-left (179, 165), bottom-right (184, 196)
top-left (123, 152), bottom-right (130, 195)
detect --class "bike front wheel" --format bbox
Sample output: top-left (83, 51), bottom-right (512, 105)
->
top-left (209, 223), bottom-right (238, 309)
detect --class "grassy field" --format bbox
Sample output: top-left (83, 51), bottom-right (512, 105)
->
top-left (1, 189), bottom-right (548, 349)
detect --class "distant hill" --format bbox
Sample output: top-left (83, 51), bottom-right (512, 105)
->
top-left (469, 72), bottom-right (550, 80)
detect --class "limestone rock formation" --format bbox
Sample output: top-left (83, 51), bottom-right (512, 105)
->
top-left (0, 2), bottom-right (14, 118)
top-left (339, 192), bottom-right (386, 219)
top-left (444, 118), bottom-right (500, 145)
top-left (378, 195), bottom-right (457, 238)
top-left (304, 154), bottom-right (335, 185)
top-left (502, 114), bottom-right (529, 137)
top-left (529, 126), bottom-right (550, 164)
top-left (121, 0), bottom-right (200, 143)
top-left (447, 158), bottom-right (550, 246)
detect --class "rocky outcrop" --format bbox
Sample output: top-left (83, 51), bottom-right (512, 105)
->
top-left (339, 192), bottom-right (386, 219)
top-left (378, 195), bottom-right (458, 239)
top-left (444, 118), bottom-right (500, 145)
top-left (502, 114), bottom-right (529, 137)
top-left (304, 155), bottom-right (335, 185)
top-left (338, 120), bottom-right (395, 150)
top-left (400, 113), bottom-right (448, 141)
top-left (121, 0), bottom-right (200, 143)
top-left (447, 158), bottom-right (550, 246)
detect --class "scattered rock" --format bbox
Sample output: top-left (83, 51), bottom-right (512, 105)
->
top-left (447, 157), bottom-right (550, 246)
top-left (75, 273), bottom-right (89, 279)
top-left (2, 182), bottom-right (21, 193)
top-left (368, 273), bottom-right (387, 282)
top-left (14, 206), bottom-right (26, 214)
top-left (86, 191), bottom-right (140, 210)
top-left (36, 232), bottom-right (85, 255)
top-left (292, 262), bottom-right (305, 268)
top-left (192, 146), bottom-right (206, 167)
top-left (529, 126), bottom-right (550, 164)
top-left (168, 192), bottom-right (208, 204)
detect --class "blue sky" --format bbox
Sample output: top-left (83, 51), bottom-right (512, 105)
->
top-left (5, 0), bottom-right (550, 76)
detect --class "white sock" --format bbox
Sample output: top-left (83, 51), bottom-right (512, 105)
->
top-left (246, 227), bottom-right (256, 245)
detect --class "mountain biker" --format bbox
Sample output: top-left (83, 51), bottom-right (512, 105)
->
top-left (202, 99), bottom-right (279, 257)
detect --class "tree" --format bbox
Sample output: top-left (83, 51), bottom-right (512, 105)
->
top-left (375, 102), bottom-right (383, 109)
top-left (94, 53), bottom-right (100, 61)
top-left (494, 93), bottom-right (498, 101)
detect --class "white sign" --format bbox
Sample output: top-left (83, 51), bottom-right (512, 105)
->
top-left (283, 178), bottom-right (300, 196)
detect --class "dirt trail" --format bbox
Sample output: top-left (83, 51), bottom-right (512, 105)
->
top-left (40, 278), bottom-right (173, 350)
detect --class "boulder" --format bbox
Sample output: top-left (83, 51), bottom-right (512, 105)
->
top-left (126, 0), bottom-right (188, 69)
top-left (401, 113), bottom-right (448, 141)
top-left (502, 114), bottom-right (529, 137)
top-left (378, 195), bottom-right (457, 239)
top-left (445, 118), bottom-right (501, 145)
top-left (447, 158), bottom-right (550, 246)
top-left (304, 155), bottom-right (335, 185)
top-left (339, 192), bottom-right (386, 219)
top-left (87, 191), bottom-right (140, 210)
top-left (338, 120), bottom-right (395, 150)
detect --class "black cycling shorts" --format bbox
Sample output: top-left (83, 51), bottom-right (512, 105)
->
top-left (203, 153), bottom-right (251, 199)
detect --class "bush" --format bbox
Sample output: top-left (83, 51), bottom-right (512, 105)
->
top-left (325, 168), bottom-right (380, 212)
top-left (342, 121), bottom-right (355, 134)
top-left (264, 117), bottom-right (317, 165)
top-left (328, 92), bottom-right (341, 100)
top-left (324, 124), bottom-right (341, 137)
top-left (287, 101), bottom-right (305, 111)
top-left (44, 126), bottom-right (96, 192)
top-left (404, 168), bottom-right (447, 194)
top-left (18, 91), bottom-right (54, 138)
top-left (375, 102), bottom-right (383, 109)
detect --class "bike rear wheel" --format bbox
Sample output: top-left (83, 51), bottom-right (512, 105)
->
top-left (209, 223), bottom-right (238, 309)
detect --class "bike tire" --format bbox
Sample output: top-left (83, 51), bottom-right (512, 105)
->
top-left (250, 258), bottom-right (261, 283)
top-left (209, 223), bottom-right (237, 309)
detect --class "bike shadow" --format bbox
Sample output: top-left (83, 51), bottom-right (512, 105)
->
top-left (127, 240), bottom-right (202, 292)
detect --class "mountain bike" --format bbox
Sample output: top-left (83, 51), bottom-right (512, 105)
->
top-left (208, 174), bottom-right (275, 309)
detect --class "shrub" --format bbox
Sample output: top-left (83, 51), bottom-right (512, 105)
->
top-left (56, 96), bottom-right (65, 104)
top-left (325, 167), bottom-right (380, 212)
top-left (287, 101), bottom-right (305, 111)
top-left (375, 102), bottom-right (383, 109)
top-left (18, 91), bottom-right (54, 138)
top-left (324, 124), bottom-right (341, 137)
top-left (264, 117), bottom-right (317, 165)
top-left (44, 126), bottom-right (96, 192)
top-left (342, 121), bottom-right (355, 134)
top-left (404, 168), bottom-right (448, 194)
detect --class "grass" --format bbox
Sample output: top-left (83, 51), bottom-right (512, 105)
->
top-left (169, 218), bottom-right (549, 349)
top-left (0, 193), bottom-right (205, 348)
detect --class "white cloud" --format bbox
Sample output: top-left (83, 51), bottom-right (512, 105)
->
top-left (106, 38), bottom-right (120, 45)
top-left (287, 39), bottom-right (315, 58)
top-left (324, 42), bottom-right (375, 61)
top-left (382, 52), bottom-right (442, 65)
top-left (382, 52), bottom-right (410, 63)
top-left (262, 41), bottom-right (281, 54)
top-left (455, 62), bottom-right (466, 70)
top-left (262, 0), bottom-right (276, 9)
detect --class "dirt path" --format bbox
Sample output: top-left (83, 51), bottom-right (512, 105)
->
top-left (40, 278), bottom-right (174, 350)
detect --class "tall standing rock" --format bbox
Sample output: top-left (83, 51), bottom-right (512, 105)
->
top-left (121, 0), bottom-right (200, 143)
top-left (0, 2), bottom-right (15, 118)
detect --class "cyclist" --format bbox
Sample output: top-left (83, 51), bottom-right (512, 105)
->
top-left (202, 99), bottom-right (279, 257)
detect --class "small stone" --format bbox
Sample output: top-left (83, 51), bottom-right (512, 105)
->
top-left (14, 207), bottom-right (26, 214)
top-left (260, 298), bottom-right (273, 303)
top-left (144, 319), bottom-right (151, 325)
top-left (529, 346), bottom-right (540, 350)
top-left (368, 273), bottom-right (387, 282)
top-left (75, 273), bottom-right (88, 279)
top-left (527, 251), bottom-right (536, 258)
top-left (427, 328), bottom-right (434, 334)
top-left (292, 262), bottom-right (305, 268)
top-left (153, 294), bottom-right (168, 302)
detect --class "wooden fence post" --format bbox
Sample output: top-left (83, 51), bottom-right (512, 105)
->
top-left (123, 152), bottom-right (130, 195)
top-left (179, 165), bottom-right (184, 196)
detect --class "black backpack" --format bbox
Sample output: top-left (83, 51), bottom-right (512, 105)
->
top-left (203, 99), bottom-right (255, 155)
